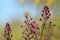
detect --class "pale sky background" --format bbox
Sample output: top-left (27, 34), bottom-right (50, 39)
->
top-left (0, 0), bottom-right (37, 25)
top-left (0, 0), bottom-right (59, 26)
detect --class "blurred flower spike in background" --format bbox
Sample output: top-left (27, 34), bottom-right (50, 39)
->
top-left (4, 23), bottom-right (13, 40)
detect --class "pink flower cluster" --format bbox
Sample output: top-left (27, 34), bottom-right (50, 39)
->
top-left (39, 6), bottom-right (52, 40)
top-left (22, 16), bottom-right (40, 40)
top-left (4, 23), bottom-right (13, 40)
top-left (40, 6), bottom-right (51, 25)
top-left (41, 6), bottom-right (51, 19)
top-left (30, 21), bottom-right (39, 34)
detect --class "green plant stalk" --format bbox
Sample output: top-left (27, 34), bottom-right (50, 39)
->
top-left (40, 19), bottom-right (46, 40)
top-left (6, 37), bottom-right (11, 40)
top-left (40, 25), bottom-right (45, 40)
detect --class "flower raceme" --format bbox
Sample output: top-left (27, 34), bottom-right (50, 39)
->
top-left (41, 6), bottom-right (51, 20)
top-left (40, 5), bottom-right (51, 26)
top-left (4, 23), bottom-right (13, 40)
top-left (22, 16), bottom-right (40, 40)
top-left (4, 23), bottom-right (11, 36)
top-left (40, 6), bottom-right (52, 40)
top-left (25, 16), bottom-right (39, 34)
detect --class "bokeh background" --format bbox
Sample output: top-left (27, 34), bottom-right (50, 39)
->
top-left (0, 0), bottom-right (60, 40)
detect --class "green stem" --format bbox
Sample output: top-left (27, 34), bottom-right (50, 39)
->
top-left (40, 25), bottom-right (44, 40)
top-left (6, 37), bottom-right (11, 40)
top-left (40, 19), bottom-right (46, 40)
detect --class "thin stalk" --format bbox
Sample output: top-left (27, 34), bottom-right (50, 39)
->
top-left (40, 25), bottom-right (45, 40)
top-left (40, 19), bottom-right (46, 40)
